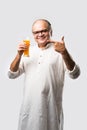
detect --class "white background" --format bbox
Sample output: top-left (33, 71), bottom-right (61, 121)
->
top-left (0, 0), bottom-right (87, 130)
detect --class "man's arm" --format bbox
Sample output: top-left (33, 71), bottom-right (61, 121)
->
top-left (47, 36), bottom-right (77, 71)
top-left (9, 41), bottom-right (28, 72)
top-left (53, 36), bottom-right (80, 78)
top-left (54, 36), bottom-right (75, 71)
top-left (10, 53), bottom-right (22, 72)
top-left (61, 49), bottom-right (75, 71)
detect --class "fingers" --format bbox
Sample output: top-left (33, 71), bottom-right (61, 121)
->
top-left (18, 42), bottom-right (28, 51)
top-left (61, 36), bottom-right (64, 42)
top-left (61, 36), bottom-right (64, 43)
top-left (47, 36), bottom-right (64, 44)
top-left (46, 40), bottom-right (55, 44)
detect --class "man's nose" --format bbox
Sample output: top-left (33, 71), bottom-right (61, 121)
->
top-left (38, 32), bottom-right (43, 36)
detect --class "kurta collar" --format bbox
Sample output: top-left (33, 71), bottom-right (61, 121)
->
top-left (38, 43), bottom-right (52, 50)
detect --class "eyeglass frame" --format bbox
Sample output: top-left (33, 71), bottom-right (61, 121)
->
top-left (32, 28), bottom-right (49, 36)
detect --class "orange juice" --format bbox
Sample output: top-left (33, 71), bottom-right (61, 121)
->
top-left (23, 39), bottom-right (30, 57)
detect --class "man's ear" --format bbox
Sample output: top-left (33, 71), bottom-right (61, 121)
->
top-left (49, 29), bottom-right (52, 36)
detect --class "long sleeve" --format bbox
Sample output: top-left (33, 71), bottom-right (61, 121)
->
top-left (8, 57), bottom-right (25, 79)
top-left (67, 64), bottom-right (80, 79)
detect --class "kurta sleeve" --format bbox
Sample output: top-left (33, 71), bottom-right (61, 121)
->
top-left (66, 64), bottom-right (80, 79)
top-left (8, 58), bottom-right (25, 79)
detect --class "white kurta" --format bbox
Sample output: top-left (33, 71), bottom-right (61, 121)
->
top-left (8, 43), bottom-right (80, 130)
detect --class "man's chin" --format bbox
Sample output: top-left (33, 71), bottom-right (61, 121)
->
top-left (39, 39), bottom-right (48, 44)
top-left (38, 42), bottom-right (47, 48)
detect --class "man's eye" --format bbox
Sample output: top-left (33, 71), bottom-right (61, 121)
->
top-left (33, 31), bottom-right (39, 34)
top-left (33, 29), bottom-right (48, 35)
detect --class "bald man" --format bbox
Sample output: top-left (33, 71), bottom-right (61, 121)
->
top-left (8, 19), bottom-right (80, 130)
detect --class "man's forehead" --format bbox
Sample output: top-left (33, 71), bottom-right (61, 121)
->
top-left (33, 20), bottom-right (48, 26)
top-left (32, 20), bottom-right (48, 30)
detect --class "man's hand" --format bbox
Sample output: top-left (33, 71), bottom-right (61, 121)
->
top-left (47, 36), bottom-right (66, 54)
top-left (17, 41), bottom-right (29, 56)
top-left (54, 36), bottom-right (66, 54)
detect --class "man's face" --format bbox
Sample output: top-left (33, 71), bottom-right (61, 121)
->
top-left (32, 20), bottom-right (51, 47)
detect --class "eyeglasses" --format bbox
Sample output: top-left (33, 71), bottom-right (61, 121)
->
top-left (32, 29), bottom-right (49, 35)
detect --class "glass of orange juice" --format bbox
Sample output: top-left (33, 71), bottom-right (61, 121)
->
top-left (23, 38), bottom-right (30, 57)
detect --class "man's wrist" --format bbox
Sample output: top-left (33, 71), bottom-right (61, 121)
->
top-left (61, 48), bottom-right (67, 55)
top-left (17, 51), bottom-right (23, 57)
